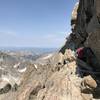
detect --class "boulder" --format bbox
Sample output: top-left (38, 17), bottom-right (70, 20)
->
top-left (64, 49), bottom-right (76, 62)
top-left (37, 68), bottom-right (84, 100)
top-left (81, 75), bottom-right (97, 93)
top-left (16, 80), bottom-right (42, 100)
top-left (0, 80), bottom-right (11, 94)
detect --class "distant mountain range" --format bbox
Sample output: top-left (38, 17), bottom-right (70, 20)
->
top-left (0, 47), bottom-right (57, 90)
top-left (0, 47), bottom-right (57, 54)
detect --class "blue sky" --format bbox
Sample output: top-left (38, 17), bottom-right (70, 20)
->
top-left (0, 0), bottom-right (77, 48)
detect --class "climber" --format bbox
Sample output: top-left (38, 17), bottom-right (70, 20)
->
top-left (76, 47), bottom-right (100, 72)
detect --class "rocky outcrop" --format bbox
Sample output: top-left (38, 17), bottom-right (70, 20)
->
top-left (1, 49), bottom-right (99, 100)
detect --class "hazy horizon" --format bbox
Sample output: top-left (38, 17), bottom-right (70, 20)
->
top-left (0, 46), bottom-right (57, 49)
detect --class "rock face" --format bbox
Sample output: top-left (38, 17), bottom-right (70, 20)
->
top-left (61, 0), bottom-right (100, 64)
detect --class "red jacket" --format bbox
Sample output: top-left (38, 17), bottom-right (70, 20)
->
top-left (76, 47), bottom-right (84, 59)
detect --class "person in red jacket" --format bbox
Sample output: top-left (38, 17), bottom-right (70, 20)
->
top-left (76, 47), bottom-right (100, 72)
top-left (76, 47), bottom-right (84, 60)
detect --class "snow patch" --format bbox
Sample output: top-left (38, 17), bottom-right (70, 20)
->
top-left (18, 67), bottom-right (27, 73)
top-left (42, 54), bottom-right (53, 60)
top-left (34, 64), bottom-right (38, 69)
